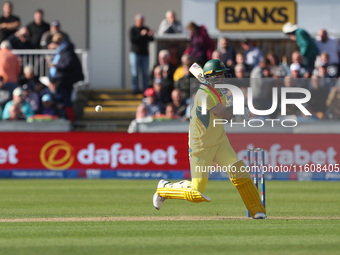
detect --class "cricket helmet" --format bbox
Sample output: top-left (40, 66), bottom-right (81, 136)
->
top-left (203, 59), bottom-right (230, 78)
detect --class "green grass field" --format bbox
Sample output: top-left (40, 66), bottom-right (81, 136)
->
top-left (0, 180), bottom-right (339, 255)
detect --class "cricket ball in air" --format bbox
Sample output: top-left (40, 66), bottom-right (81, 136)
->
top-left (95, 105), bottom-right (103, 112)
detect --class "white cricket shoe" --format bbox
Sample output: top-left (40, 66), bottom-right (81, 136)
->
top-left (254, 212), bottom-right (267, 219)
top-left (153, 179), bottom-right (170, 210)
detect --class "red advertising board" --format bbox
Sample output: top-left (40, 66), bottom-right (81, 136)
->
top-left (0, 132), bottom-right (339, 171)
top-left (0, 133), bottom-right (189, 170)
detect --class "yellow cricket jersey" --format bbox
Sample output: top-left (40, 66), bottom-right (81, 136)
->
top-left (189, 85), bottom-right (228, 149)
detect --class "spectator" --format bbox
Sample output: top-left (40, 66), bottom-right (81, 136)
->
top-left (157, 49), bottom-right (176, 76)
top-left (152, 79), bottom-right (171, 109)
top-left (281, 75), bottom-right (300, 116)
top-left (314, 62), bottom-right (330, 78)
top-left (43, 81), bottom-right (64, 112)
top-left (280, 55), bottom-right (290, 75)
top-left (142, 87), bottom-right (162, 116)
top-left (312, 61), bottom-right (335, 91)
top-left (0, 1), bottom-right (20, 43)
top-left (0, 40), bottom-right (21, 94)
top-left (234, 64), bottom-right (246, 79)
top-left (6, 103), bottom-right (25, 120)
top-left (282, 22), bottom-right (319, 76)
top-left (308, 75), bottom-right (328, 119)
top-left (49, 33), bottom-right (84, 121)
top-left (150, 65), bottom-right (172, 99)
top-left (0, 75), bottom-right (11, 109)
top-left (314, 29), bottom-right (340, 66)
top-left (290, 63), bottom-right (302, 78)
top-left (127, 103), bottom-right (153, 133)
top-left (235, 52), bottom-right (252, 78)
top-left (2, 87), bottom-right (33, 120)
top-left (168, 44), bottom-right (180, 67)
top-left (158, 10), bottom-right (182, 35)
top-left (219, 37), bottom-right (236, 68)
top-left (34, 81), bottom-right (47, 98)
top-left (129, 14), bottom-right (154, 94)
top-left (165, 103), bottom-right (178, 119)
top-left (135, 103), bottom-right (149, 120)
top-left (314, 52), bottom-right (338, 78)
top-left (26, 9), bottom-right (50, 49)
top-left (152, 49), bottom-right (176, 92)
top-left (171, 88), bottom-right (186, 117)
top-left (289, 63), bottom-right (309, 89)
top-left (326, 78), bottom-right (340, 119)
top-left (291, 51), bottom-right (308, 77)
top-left (319, 52), bottom-right (331, 67)
top-left (152, 65), bottom-right (164, 84)
top-left (241, 39), bottom-right (263, 68)
top-left (285, 64), bottom-right (307, 90)
top-left (7, 26), bottom-right (33, 49)
top-left (184, 22), bottom-right (215, 65)
top-left (22, 83), bottom-right (39, 113)
top-left (267, 52), bottom-right (287, 78)
top-left (173, 54), bottom-right (193, 83)
top-left (164, 103), bottom-right (178, 119)
top-left (18, 65), bottom-right (40, 89)
top-left (174, 54), bottom-right (193, 101)
top-left (154, 103), bottom-right (179, 120)
top-left (283, 75), bottom-right (293, 88)
top-left (40, 20), bottom-right (70, 49)
top-left (211, 50), bottom-right (222, 60)
top-left (249, 59), bottom-right (273, 111)
top-left (39, 93), bottom-right (66, 119)
top-left (233, 64), bottom-right (249, 88)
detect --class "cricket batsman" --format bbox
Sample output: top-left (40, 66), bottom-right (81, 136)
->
top-left (153, 59), bottom-right (266, 219)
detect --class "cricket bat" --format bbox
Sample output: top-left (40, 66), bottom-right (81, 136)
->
top-left (189, 62), bottom-right (209, 84)
top-left (189, 62), bottom-right (223, 105)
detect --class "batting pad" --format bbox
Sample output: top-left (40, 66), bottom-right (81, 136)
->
top-left (229, 160), bottom-right (266, 218)
top-left (157, 187), bottom-right (211, 203)
top-left (227, 160), bottom-right (251, 179)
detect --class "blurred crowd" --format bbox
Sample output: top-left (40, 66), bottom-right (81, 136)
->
top-left (0, 2), bottom-right (83, 122)
top-left (0, 3), bottom-right (339, 126)
top-left (129, 11), bottom-right (340, 132)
